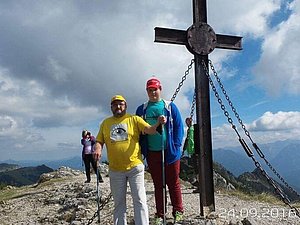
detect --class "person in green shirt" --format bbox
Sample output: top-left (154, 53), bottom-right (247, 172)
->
top-left (183, 117), bottom-right (200, 193)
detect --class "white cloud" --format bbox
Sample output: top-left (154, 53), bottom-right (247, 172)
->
top-left (0, 0), bottom-right (299, 161)
top-left (209, 0), bottom-right (281, 37)
top-left (44, 56), bottom-right (71, 82)
top-left (253, 0), bottom-right (300, 96)
top-left (249, 111), bottom-right (300, 131)
top-left (213, 111), bottom-right (300, 148)
top-left (0, 115), bottom-right (16, 134)
top-left (0, 66), bottom-right (105, 160)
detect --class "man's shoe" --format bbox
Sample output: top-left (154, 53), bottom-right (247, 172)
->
top-left (85, 180), bottom-right (91, 183)
top-left (173, 211), bottom-right (183, 224)
top-left (153, 216), bottom-right (163, 225)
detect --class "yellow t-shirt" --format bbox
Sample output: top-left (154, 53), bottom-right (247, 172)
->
top-left (96, 113), bottom-right (150, 171)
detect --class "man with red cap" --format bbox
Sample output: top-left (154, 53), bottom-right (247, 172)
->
top-left (136, 78), bottom-right (184, 224)
top-left (94, 95), bottom-right (166, 225)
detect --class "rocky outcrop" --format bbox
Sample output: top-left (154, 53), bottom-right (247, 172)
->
top-left (0, 166), bottom-right (299, 225)
top-left (180, 157), bottom-right (238, 191)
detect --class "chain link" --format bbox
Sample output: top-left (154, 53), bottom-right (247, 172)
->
top-left (171, 59), bottom-right (196, 158)
top-left (87, 192), bottom-right (113, 224)
top-left (201, 59), bottom-right (300, 218)
top-left (189, 90), bottom-right (197, 120)
top-left (87, 167), bottom-right (113, 224)
top-left (249, 156), bottom-right (300, 217)
top-left (170, 59), bottom-right (194, 102)
top-left (182, 90), bottom-right (197, 158)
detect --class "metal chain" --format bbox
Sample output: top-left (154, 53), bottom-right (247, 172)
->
top-left (189, 90), bottom-right (197, 120)
top-left (169, 58), bottom-right (195, 158)
top-left (182, 90), bottom-right (197, 158)
top-left (208, 59), bottom-right (300, 200)
top-left (249, 156), bottom-right (300, 217)
top-left (87, 211), bottom-right (99, 225)
top-left (87, 193), bottom-right (113, 225)
top-left (201, 60), bottom-right (300, 218)
top-left (170, 59), bottom-right (194, 102)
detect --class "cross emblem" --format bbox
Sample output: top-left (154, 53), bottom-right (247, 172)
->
top-left (154, 0), bottom-right (242, 216)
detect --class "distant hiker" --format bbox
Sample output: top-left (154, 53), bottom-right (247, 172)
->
top-left (183, 117), bottom-right (200, 193)
top-left (183, 118), bottom-right (194, 157)
top-left (93, 95), bottom-right (166, 225)
top-left (81, 130), bottom-right (103, 183)
top-left (136, 77), bottom-right (184, 224)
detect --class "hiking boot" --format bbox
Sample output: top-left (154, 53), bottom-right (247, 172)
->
top-left (173, 211), bottom-right (183, 224)
top-left (153, 216), bottom-right (163, 225)
top-left (98, 176), bottom-right (104, 183)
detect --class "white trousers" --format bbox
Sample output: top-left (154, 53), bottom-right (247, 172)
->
top-left (109, 164), bottom-right (149, 225)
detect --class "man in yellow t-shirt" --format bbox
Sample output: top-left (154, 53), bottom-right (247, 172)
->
top-left (94, 95), bottom-right (166, 225)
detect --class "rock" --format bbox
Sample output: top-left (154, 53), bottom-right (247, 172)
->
top-left (0, 167), bottom-right (299, 225)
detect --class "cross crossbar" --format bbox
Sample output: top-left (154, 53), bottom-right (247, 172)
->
top-left (154, 27), bottom-right (242, 50)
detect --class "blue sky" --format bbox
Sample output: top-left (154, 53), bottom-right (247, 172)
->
top-left (0, 0), bottom-right (299, 161)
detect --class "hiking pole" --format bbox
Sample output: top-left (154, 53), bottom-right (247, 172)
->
top-left (96, 162), bottom-right (101, 223)
top-left (161, 124), bottom-right (167, 225)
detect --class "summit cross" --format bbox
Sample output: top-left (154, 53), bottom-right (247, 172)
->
top-left (154, 0), bottom-right (242, 215)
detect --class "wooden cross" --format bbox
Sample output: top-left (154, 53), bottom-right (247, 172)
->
top-left (154, 0), bottom-right (242, 216)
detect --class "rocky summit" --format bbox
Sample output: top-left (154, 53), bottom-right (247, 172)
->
top-left (0, 166), bottom-right (299, 225)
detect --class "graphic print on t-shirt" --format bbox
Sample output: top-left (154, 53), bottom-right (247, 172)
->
top-left (110, 123), bottom-right (128, 142)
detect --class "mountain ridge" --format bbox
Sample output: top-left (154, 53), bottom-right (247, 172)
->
top-left (0, 164), bottom-right (53, 187)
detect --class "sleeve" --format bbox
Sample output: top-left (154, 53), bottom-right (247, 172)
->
top-left (96, 122), bottom-right (105, 144)
top-left (170, 103), bottom-right (184, 147)
top-left (90, 136), bottom-right (96, 145)
top-left (135, 104), bottom-right (143, 117)
top-left (134, 116), bottom-right (150, 133)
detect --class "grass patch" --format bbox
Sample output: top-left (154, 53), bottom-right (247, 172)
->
top-left (35, 177), bottom-right (67, 188)
top-left (0, 185), bottom-right (34, 201)
top-left (0, 177), bottom-right (68, 202)
top-left (220, 189), bottom-right (287, 205)
top-left (0, 188), bottom-right (18, 201)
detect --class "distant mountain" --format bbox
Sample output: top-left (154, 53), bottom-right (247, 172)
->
top-left (44, 156), bottom-right (83, 170)
top-left (213, 148), bottom-right (255, 176)
top-left (180, 157), bottom-right (242, 190)
top-left (213, 161), bottom-right (241, 188)
top-left (213, 140), bottom-right (300, 192)
top-left (238, 168), bottom-right (300, 202)
top-left (229, 139), bottom-right (300, 161)
top-left (180, 156), bottom-right (299, 202)
top-left (1, 140), bottom-right (300, 197)
top-left (268, 143), bottom-right (300, 193)
top-left (0, 164), bottom-right (54, 187)
top-left (283, 169), bottom-right (300, 191)
top-left (271, 143), bottom-right (300, 173)
top-left (2, 156), bottom-right (83, 171)
top-left (0, 163), bottom-right (20, 172)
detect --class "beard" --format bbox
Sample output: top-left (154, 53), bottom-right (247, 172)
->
top-left (113, 109), bottom-right (126, 117)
